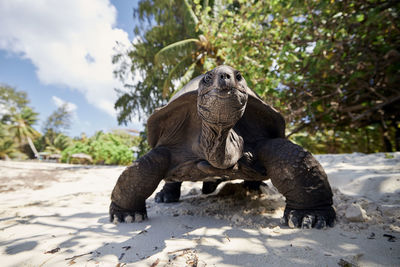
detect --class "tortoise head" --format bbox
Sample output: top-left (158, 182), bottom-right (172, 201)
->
top-left (197, 65), bottom-right (248, 127)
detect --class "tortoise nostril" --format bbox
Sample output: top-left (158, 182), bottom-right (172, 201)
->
top-left (220, 73), bottom-right (231, 80)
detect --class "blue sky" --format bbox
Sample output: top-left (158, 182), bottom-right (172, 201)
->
top-left (0, 0), bottom-right (142, 137)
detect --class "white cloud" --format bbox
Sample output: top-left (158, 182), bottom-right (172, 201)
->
top-left (52, 96), bottom-right (77, 113)
top-left (0, 0), bottom-right (132, 117)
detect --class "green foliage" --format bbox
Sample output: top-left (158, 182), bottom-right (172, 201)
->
top-left (0, 85), bottom-right (140, 164)
top-left (0, 85), bottom-right (41, 158)
top-left (114, 0), bottom-right (400, 153)
top-left (113, 0), bottom-right (212, 125)
top-left (291, 123), bottom-right (388, 154)
top-left (0, 84), bottom-right (30, 123)
top-left (0, 123), bottom-right (19, 159)
top-left (42, 104), bottom-right (72, 134)
top-left (61, 131), bottom-right (136, 165)
top-left (35, 130), bottom-right (72, 154)
top-left (8, 106), bottom-right (40, 157)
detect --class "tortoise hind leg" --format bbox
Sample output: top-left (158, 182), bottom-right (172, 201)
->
top-left (110, 147), bottom-right (170, 223)
top-left (155, 182), bottom-right (182, 203)
top-left (154, 180), bottom-right (223, 203)
top-left (257, 138), bottom-right (335, 229)
top-left (202, 180), bottom-right (222, 194)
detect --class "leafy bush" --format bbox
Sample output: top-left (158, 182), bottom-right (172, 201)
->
top-left (61, 131), bottom-right (136, 165)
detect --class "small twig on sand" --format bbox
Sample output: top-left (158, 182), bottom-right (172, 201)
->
top-left (150, 258), bottom-right (160, 267)
top-left (383, 234), bottom-right (396, 242)
top-left (167, 248), bottom-right (192, 255)
top-left (225, 234), bottom-right (231, 242)
top-left (65, 252), bottom-right (93, 261)
top-left (118, 253), bottom-right (125, 261)
top-left (45, 247), bottom-right (60, 254)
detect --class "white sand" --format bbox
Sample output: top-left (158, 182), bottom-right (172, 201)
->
top-left (0, 152), bottom-right (399, 266)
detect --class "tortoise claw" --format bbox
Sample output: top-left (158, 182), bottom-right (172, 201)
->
top-left (109, 202), bottom-right (147, 224)
top-left (282, 206), bottom-right (335, 229)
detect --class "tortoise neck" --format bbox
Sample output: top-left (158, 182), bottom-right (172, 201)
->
top-left (199, 120), bottom-right (243, 169)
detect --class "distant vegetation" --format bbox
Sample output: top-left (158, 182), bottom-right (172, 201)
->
top-left (113, 0), bottom-right (399, 154)
top-left (0, 85), bottom-right (139, 165)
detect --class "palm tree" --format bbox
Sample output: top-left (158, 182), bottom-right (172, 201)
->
top-left (9, 107), bottom-right (40, 158)
top-left (0, 123), bottom-right (18, 160)
top-left (154, 0), bottom-right (221, 98)
top-left (43, 131), bottom-right (71, 154)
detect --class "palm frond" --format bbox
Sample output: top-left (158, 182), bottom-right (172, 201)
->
top-left (154, 38), bottom-right (199, 66)
top-left (162, 54), bottom-right (194, 98)
top-left (183, 0), bottom-right (199, 25)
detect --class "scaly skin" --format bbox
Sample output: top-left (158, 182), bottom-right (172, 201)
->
top-left (110, 147), bottom-right (170, 223)
top-left (257, 138), bottom-right (335, 228)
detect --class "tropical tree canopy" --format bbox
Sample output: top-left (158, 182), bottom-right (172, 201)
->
top-left (114, 0), bottom-right (399, 153)
top-left (113, 0), bottom-right (210, 124)
top-left (43, 104), bottom-right (72, 134)
top-left (8, 106), bottom-right (40, 157)
top-left (0, 85), bottom-right (41, 159)
top-left (0, 84), bottom-right (30, 123)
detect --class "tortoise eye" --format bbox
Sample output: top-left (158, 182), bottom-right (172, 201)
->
top-left (235, 71), bottom-right (242, 81)
top-left (203, 71), bottom-right (213, 86)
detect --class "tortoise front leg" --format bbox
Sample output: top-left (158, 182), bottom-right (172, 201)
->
top-left (257, 138), bottom-right (335, 229)
top-left (110, 147), bottom-right (170, 223)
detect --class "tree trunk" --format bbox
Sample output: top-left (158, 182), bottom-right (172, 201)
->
top-left (395, 120), bottom-right (400, 151)
top-left (380, 120), bottom-right (393, 152)
top-left (27, 136), bottom-right (39, 158)
top-left (365, 128), bottom-right (370, 153)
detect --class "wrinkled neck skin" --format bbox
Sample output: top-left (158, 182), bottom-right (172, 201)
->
top-left (199, 120), bottom-right (244, 169)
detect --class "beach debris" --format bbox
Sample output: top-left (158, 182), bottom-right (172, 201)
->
top-left (118, 252), bottom-right (125, 260)
top-left (186, 253), bottom-right (198, 267)
top-left (367, 232), bottom-right (375, 239)
top-left (383, 234), bottom-right (396, 242)
top-left (345, 203), bottom-right (368, 222)
top-left (150, 258), bottom-right (160, 267)
top-left (225, 234), bottom-right (231, 242)
top-left (167, 248), bottom-right (193, 255)
top-left (338, 258), bottom-right (357, 267)
top-left (45, 247), bottom-right (60, 254)
top-left (138, 229), bottom-right (148, 235)
top-left (167, 248), bottom-right (199, 266)
top-left (65, 252), bottom-right (93, 261)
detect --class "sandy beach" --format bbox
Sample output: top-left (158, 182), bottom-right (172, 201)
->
top-left (0, 152), bottom-right (399, 266)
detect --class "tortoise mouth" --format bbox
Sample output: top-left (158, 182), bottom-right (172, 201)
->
top-left (197, 87), bottom-right (248, 126)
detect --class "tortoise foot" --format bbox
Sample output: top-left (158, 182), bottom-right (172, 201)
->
top-left (281, 206), bottom-right (335, 229)
top-left (109, 202), bottom-right (148, 223)
top-left (243, 180), bottom-right (266, 191)
top-left (154, 182), bottom-right (181, 203)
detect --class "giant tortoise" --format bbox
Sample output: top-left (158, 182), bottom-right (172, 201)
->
top-left (110, 65), bottom-right (335, 229)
